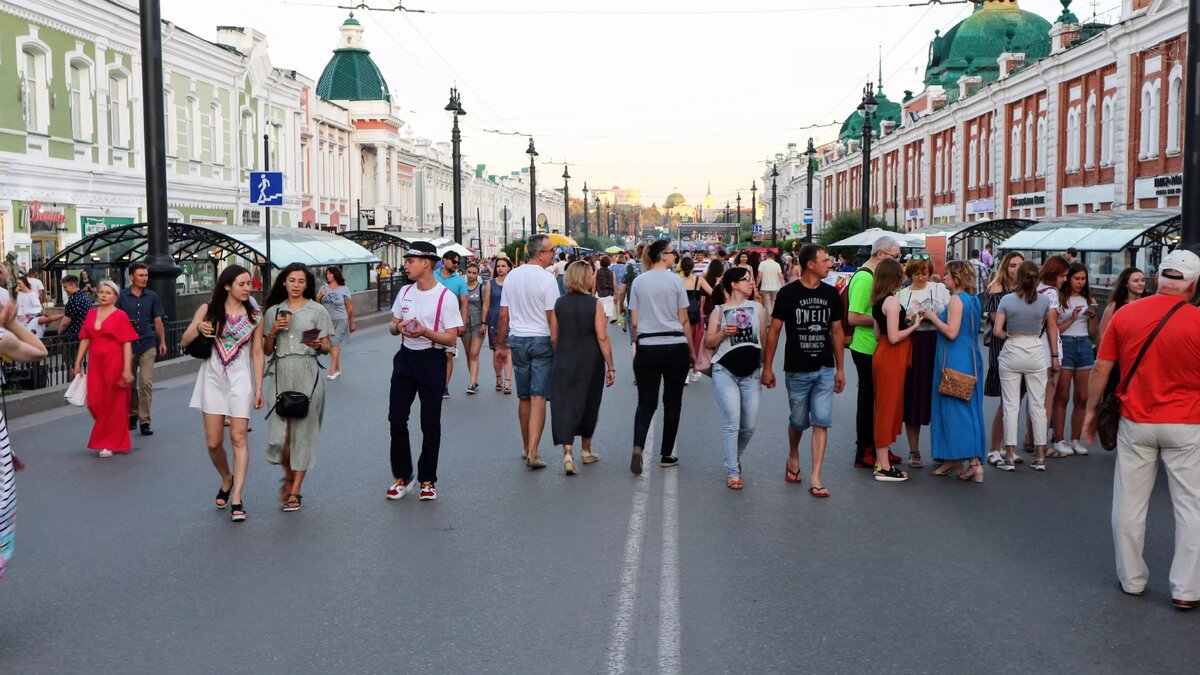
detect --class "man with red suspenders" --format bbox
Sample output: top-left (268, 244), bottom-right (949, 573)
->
top-left (386, 242), bottom-right (464, 502)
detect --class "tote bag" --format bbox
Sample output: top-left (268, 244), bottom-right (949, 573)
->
top-left (64, 375), bottom-right (87, 407)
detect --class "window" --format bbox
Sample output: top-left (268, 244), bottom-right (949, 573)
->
top-left (1085, 95), bottom-right (1097, 169)
top-left (1167, 69), bottom-right (1182, 154)
top-left (1065, 108), bottom-right (1080, 171)
top-left (1025, 116), bottom-right (1035, 178)
top-left (1141, 81), bottom-right (1161, 159)
top-left (969, 138), bottom-right (978, 188)
top-left (241, 111), bottom-right (255, 170)
top-left (165, 88), bottom-right (177, 156)
top-left (1101, 98), bottom-right (1115, 166)
top-left (108, 73), bottom-right (130, 148)
top-left (1011, 124), bottom-right (1022, 180)
top-left (69, 60), bottom-right (93, 141)
top-left (209, 102), bottom-right (223, 165)
top-left (1036, 117), bottom-right (1047, 177)
top-left (187, 96), bottom-right (201, 161)
top-left (20, 47), bottom-right (49, 134)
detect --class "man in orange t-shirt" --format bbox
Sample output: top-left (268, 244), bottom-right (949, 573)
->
top-left (1085, 249), bottom-right (1200, 610)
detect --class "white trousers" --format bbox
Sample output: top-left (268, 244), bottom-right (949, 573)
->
top-left (1113, 419), bottom-right (1200, 599)
top-left (998, 335), bottom-right (1048, 448)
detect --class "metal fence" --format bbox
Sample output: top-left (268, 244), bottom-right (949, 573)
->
top-left (1, 319), bottom-right (193, 394)
top-left (377, 276), bottom-right (405, 312)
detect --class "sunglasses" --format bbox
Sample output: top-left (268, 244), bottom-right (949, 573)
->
top-left (909, 253), bottom-right (931, 260)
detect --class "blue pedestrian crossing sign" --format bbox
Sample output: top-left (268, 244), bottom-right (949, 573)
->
top-left (250, 171), bottom-right (284, 206)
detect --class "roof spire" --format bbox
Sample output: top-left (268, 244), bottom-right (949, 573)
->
top-left (877, 44), bottom-right (884, 94)
top-left (706, 181), bottom-right (712, 196)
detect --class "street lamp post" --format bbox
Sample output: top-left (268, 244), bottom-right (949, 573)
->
top-left (562, 165), bottom-right (571, 237)
top-left (595, 194), bottom-right (601, 241)
top-left (502, 205), bottom-right (509, 247)
top-left (726, 201), bottom-right (731, 224)
top-left (526, 138), bottom-right (538, 233)
top-left (582, 182), bottom-right (589, 240)
top-left (1182, 0), bottom-right (1200, 252)
top-left (750, 180), bottom-right (757, 238)
top-left (444, 87), bottom-right (466, 244)
top-left (859, 82), bottom-right (878, 232)
top-left (770, 164), bottom-right (779, 248)
top-left (138, 0), bottom-right (181, 319)
top-left (736, 192), bottom-right (742, 228)
top-left (805, 137), bottom-right (816, 242)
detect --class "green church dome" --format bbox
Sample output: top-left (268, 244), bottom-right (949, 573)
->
top-left (664, 193), bottom-right (687, 209)
top-left (837, 88), bottom-right (903, 145)
top-left (924, 0), bottom-right (1053, 88)
top-left (316, 13), bottom-right (391, 103)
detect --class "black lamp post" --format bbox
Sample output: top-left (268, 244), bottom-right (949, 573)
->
top-left (444, 87), bottom-right (466, 244)
top-left (770, 163), bottom-right (779, 248)
top-left (595, 194), bottom-right (601, 241)
top-left (736, 192), bottom-right (742, 227)
top-left (859, 83), bottom-right (878, 232)
top-left (750, 180), bottom-right (757, 236)
top-left (582, 182), bottom-right (589, 240)
top-left (562, 165), bottom-right (570, 237)
top-left (526, 138), bottom-right (538, 233)
top-left (805, 137), bottom-right (816, 242)
top-left (725, 201), bottom-right (731, 224)
top-left (1182, 0), bottom-right (1200, 253)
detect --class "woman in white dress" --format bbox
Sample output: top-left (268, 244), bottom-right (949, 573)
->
top-left (14, 276), bottom-right (45, 338)
top-left (182, 265), bottom-right (265, 523)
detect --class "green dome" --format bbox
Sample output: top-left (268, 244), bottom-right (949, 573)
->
top-left (924, 0), bottom-right (1052, 88)
top-left (664, 193), bottom-right (687, 208)
top-left (837, 89), bottom-right (903, 145)
top-left (316, 15), bottom-right (391, 102)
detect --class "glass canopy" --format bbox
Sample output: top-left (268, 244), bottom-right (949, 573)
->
top-left (998, 209), bottom-right (1180, 252)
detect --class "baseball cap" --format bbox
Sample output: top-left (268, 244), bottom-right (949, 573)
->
top-left (404, 241), bottom-right (440, 260)
top-left (1160, 249), bottom-right (1200, 281)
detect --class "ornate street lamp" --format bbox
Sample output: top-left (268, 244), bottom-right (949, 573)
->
top-left (444, 87), bottom-right (466, 244)
top-left (582, 182), bottom-right (589, 240)
top-left (770, 163), bottom-right (779, 248)
top-left (526, 138), bottom-right (538, 233)
top-left (859, 83), bottom-right (877, 232)
top-left (750, 180), bottom-right (757, 237)
top-left (736, 192), bottom-right (742, 228)
top-left (805, 137), bottom-right (817, 242)
top-left (562, 165), bottom-right (571, 237)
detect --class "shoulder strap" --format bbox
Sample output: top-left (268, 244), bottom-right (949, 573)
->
top-left (433, 287), bottom-right (449, 332)
top-left (399, 284), bottom-right (415, 347)
top-left (1117, 300), bottom-right (1187, 395)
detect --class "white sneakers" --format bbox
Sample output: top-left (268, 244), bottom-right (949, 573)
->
top-left (1072, 440), bottom-right (1090, 456)
top-left (1052, 440), bottom-right (1091, 457)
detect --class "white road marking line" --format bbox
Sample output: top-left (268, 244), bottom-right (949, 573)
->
top-left (606, 421), bottom-right (653, 675)
top-left (658, 466), bottom-right (681, 675)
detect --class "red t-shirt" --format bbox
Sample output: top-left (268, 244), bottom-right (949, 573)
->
top-left (1096, 294), bottom-right (1200, 424)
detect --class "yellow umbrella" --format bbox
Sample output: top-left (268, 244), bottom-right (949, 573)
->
top-left (605, 246), bottom-right (624, 254)
top-left (546, 233), bottom-right (578, 247)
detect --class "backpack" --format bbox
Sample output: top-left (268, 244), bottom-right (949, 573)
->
top-left (840, 267), bottom-right (872, 349)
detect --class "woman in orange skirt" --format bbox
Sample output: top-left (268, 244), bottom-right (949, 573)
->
top-left (870, 258), bottom-right (924, 482)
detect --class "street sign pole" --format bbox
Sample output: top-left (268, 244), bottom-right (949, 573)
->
top-left (262, 134), bottom-right (272, 291)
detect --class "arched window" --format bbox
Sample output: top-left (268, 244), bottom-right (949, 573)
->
top-left (1011, 124), bottom-right (1022, 180)
top-left (1065, 108), bottom-right (1080, 171)
top-left (108, 71), bottom-right (130, 148)
top-left (1036, 117), bottom-right (1048, 176)
top-left (1025, 116), bottom-right (1035, 178)
top-left (164, 88), bottom-right (177, 156)
top-left (1101, 97), bottom-right (1115, 166)
top-left (187, 95), bottom-right (201, 160)
top-left (69, 59), bottom-right (94, 141)
top-left (1149, 81), bottom-right (1162, 158)
top-left (1085, 95), bottom-right (1097, 169)
top-left (241, 110), bottom-right (255, 170)
top-left (209, 101), bottom-right (223, 165)
top-left (1167, 68), bottom-right (1183, 154)
top-left (20, 46), bottom-right (50, 134)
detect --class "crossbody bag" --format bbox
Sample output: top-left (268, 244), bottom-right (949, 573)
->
top-left (1095, 300), bottom-right (1187, 451)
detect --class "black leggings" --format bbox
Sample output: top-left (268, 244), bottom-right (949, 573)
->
top-left (851, 349), bottom-right (874, 462)
top-left (632, 343), bottom-right (691, 457)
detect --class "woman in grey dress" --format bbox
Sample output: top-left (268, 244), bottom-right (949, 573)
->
top-left (316, 266), bottom-right (355, 380)
top-left (462, 263), bottom-right (485, 394)
top-left (550, 261), bottom-right (616, 475)
top-left (263, 263), bottom-right (334, 512)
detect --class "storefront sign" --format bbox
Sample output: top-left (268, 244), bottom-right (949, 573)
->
top-left (242, 208), bottom-right (261, 226)
top-left (24, 201), bottom-right (67, 234)
top-left (968, 198), bottom-right (995, 214)
top-left (906, 208), bottom-right (924, 221)
top-left (82, 215), bottom-right (134, 237)
top-left (1008, 192), bottom-right (1046, 209)
top-left (1134, 173), bottom-right (1183, 200)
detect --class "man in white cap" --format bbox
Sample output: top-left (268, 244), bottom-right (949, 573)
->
top-left (1084, 249), bottom-right (1200, 610)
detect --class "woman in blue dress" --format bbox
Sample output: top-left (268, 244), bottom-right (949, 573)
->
top-left (922, 260), bottom-right (986, 482)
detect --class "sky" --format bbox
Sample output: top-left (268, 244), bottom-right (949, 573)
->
top-left (158, 0), bottom-right (1122, 207)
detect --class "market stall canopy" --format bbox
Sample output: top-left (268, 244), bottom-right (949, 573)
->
top-left (827, 228), bottom-right (926, 249)
top-left (998, 209), bottom-right (1180, 252)
top-left (339, 230), bottom-right (411, 252)
top-left (439, 242), bottom-right (475, 257)
top-left (42, 223), bottom-right (379, 271)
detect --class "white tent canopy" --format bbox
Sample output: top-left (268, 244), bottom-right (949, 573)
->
top-left (827, 228), bottom-right (926, 249)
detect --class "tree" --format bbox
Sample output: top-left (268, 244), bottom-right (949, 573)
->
top-left (817, 210), bottom-right (895, 259)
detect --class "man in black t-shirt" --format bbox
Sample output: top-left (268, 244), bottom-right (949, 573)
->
top-left (763, 244), bottom-right (845, 497)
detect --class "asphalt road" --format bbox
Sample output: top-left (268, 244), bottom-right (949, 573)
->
top-left (1, 321), bottom-right (1196, 674)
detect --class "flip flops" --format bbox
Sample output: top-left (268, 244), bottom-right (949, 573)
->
top-left (785, 464), bottom-right (803, 484)
top-left (809, 485), bottom-right (830, 498)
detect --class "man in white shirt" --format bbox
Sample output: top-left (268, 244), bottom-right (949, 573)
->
top-left (385, 241), bottom-right (465, 504)
top-left (756, 250), bottom-right (785, 315)
top-left (497, 234), bottom-right (560, 469)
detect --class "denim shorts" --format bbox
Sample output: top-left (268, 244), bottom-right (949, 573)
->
top-left (1060, 335), bottom-right (1095, 371)
top-left (785, 367), bottom-right (836, 431)
top-left (509, 335), bottom-right (553, 400)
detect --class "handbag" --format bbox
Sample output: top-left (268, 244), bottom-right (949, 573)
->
top-left (937, 327), bottom-right (978, 402)
top-left (269, 358), bottom-right (322, 419)
top-left (64, 375), bottom-right (87, 407)
top-left (1096, 300), bottom-right (1186, 451)
top-left (183, 334), bottom-right (213, 359)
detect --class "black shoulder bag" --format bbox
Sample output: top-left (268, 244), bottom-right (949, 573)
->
top-left (267, 354), bottom-right (323, 419)
top-left (1095, 300), bottom-right (1186, 451)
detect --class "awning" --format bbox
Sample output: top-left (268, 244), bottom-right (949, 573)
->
top-left (43, 223), bottom-right (379, 271)
top-left (827, 228), bottom-right (925, 248)
top-left (907, 219), bottom-right (1036, 250)
top-left (998, 209), bottom-right (1180, 252)
top-left (339, 230), bottom-right (411, 252)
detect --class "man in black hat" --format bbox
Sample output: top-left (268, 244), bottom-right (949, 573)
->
top-left (385, 241), bottom-right (464, 503)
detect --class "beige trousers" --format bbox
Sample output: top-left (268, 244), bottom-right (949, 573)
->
top-left (1113, 418), bottom-right (1200, 599)
top-left (129, 350), bottom-right (156, 424)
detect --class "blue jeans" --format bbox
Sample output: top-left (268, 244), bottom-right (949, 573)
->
top-left (785, 367), bottom-right (836, 431)
top-left (509, 336), bottom-right (553, 400)
top-left (711, 363), bottom-right (761, 478)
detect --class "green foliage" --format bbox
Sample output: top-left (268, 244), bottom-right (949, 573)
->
top-left (505, 238), bottom-right (527, 263)
top-left (817, 211), bottom-right (894, 256)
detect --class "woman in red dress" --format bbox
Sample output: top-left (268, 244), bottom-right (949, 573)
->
top-left (73, 280), bottom-right (137, 457)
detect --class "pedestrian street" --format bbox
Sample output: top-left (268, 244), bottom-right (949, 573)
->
top-left (0, 322), bottom-right (1196, 674)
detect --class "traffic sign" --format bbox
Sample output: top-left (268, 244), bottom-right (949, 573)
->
top-left (250, 171), bottom-right (284, 206)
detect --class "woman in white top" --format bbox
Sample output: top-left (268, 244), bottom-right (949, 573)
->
top-left (703, 266), bottom-right (768, 490)
top-left (182, 265), bottom-right (265, 523)
top-left (1050, 262), bottom-right (1097, 457)
top-left (895, 256), bottom-right (949, 468)
top-left (14, 276), bottom-right (45, 338)
top-left (1034, 255), bottom-right (1069, 456)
